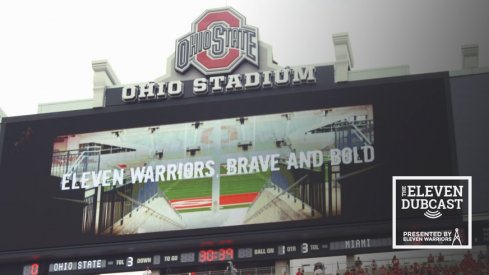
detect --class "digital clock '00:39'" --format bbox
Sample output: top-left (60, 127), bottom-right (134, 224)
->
top-left (198, 248), bottom-right (234, 263)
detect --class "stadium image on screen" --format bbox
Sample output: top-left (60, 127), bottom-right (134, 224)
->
top-left (50, 104), bottom-right (374, 236)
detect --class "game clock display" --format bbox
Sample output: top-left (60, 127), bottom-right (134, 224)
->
top-left (198, 248), bottom-right (234, 263)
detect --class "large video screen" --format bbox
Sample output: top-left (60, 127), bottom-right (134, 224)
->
top-left (0, 71), bottom-right (455, 254)
top-left (50, 105), bottom-right (373, 236)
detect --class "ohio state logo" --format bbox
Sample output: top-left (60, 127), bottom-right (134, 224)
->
top-left (175, 7), bottom-right (259, 75)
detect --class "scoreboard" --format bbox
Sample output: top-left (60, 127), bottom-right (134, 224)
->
top-left (15, 220), bottom-right (489, 274)
top-left (20, 236), bottom-right (392, 274)
top-left (0, 65), bottom-right (458, 271)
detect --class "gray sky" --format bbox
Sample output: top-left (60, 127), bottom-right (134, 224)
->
top-left (0, 0), bottom-right (488, 117)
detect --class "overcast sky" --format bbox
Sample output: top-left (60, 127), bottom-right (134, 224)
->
top-left (0, 0), bottom-right (488, 117)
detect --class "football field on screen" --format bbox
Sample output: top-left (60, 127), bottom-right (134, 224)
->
top-left (159, 171), bottom-right (270, 211)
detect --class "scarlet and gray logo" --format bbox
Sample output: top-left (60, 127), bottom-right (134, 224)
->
top-left (175, 7), bottom-right (259, 75)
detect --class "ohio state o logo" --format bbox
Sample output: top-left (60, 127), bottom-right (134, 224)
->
top-left (175, 7), bottom-right (259, 75)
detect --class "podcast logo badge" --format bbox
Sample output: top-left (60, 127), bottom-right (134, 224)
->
top-left (393, 176), bottom-right (471, 249)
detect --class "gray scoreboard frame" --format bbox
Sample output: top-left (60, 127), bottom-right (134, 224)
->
top-left (0, 66), bottom-right (457, 265)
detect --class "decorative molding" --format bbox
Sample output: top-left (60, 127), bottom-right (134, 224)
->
top-left (0, 106), bottom-right (6, 122)
top-left (462, 44), bottom-right (479, 70)
top-left (333, 32), bottom-right (354, 83)
top-left (92, 60), bottom-right (121, 108)
top-left (92, 59), bottom-right (121, 85)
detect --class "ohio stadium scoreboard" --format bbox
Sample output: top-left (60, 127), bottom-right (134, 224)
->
top-left (0, 6), bottom-right (459, 275)
top-left (20, 236), bottom-right (392, 274)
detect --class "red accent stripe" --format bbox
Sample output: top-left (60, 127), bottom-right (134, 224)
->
top-left (170, 192), bottom-right (258, 210)
top-left (220, 192), bottom-right (258, 205)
